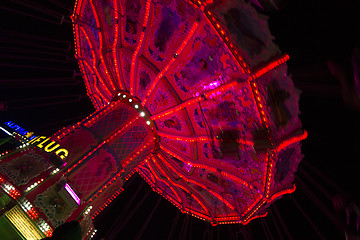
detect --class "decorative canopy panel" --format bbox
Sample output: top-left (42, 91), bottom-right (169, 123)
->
top-left (72, 0), bottom-right (306, 224)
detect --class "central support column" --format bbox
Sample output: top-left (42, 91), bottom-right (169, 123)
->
top-left (0, 92), bottom-right (157, 233)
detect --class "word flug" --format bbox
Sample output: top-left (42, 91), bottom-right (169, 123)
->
top-left (28, 136), bottom-right (69, 160)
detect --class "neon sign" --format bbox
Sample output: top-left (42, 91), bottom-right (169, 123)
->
top-left (28, 136), bottom-right (68, 160)
top-left (64, 183), bottom-right (81, 205)
top-left (4, 121), bottom-right (36, 140)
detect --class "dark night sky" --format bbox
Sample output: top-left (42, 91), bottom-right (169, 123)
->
top-left (1, 0), bottom-right (360, 239)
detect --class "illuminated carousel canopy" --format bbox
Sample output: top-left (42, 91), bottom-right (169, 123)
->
top-left (71, 0), bottom-right (306, 224)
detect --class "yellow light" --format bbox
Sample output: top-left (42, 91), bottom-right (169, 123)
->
top-left (5, 205), bottom-right (45, 239)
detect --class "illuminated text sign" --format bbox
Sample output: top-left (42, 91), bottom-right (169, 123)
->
top-left (28, 136), bottom-right (68, 160)
top-left (4, 121), bottom-right (36, 140)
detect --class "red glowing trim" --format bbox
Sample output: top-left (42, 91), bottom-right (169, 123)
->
top-left (53, 104), bottom-right (111, 141)
top-left (0, 177), bottom-right (22, 200)
top-left (90, 177), bottom-right (124, 202)
top-left (142, 22), bottom-right (199, 105)
top-left (267, 185), bottom-right (296, 203)
top-left (9, 189), bottom-right (21, 199)
top-left (242, 212), bottom-right (268, 225)
top-left (236, 138), bottom-right (254, 146)
top-left (89, 155), bottom-right (152, 203)
top-left (65, 115), bottom-right (139, 174)
top-left (141, 161), bottom-right (216, 223)
top-left (250, 54), bottom-right (290, 80)
top-left (112, 0), bottom-right (124, 90)
top-left (130, 32), bottom-right (145, 95)
top-left (26, 207), bottom-right (39, 220)
top-left (243, 196), bottom-right (264, 216)
top-left (249, 80), bottom-right (268, 125)
top-left (147, 156), bottom-right (183, 207)
top-left (72, 0), bottom-right (82, 18)
top-left (82, 57), bottom-right (109, 104)
top-left (137, 168), bottom-right (203, 218)
top-left (73, 22), bottom-right (100, 109)
top-left (152, 155), bottom-right (213, 218)
top-left (265, 155), bottom-right (275, 197)
top-left (89, 0), bottom-right (116, 92)
top-left (276, 130), bottom-right (308, 152)
top-left (84, 100), bottom-right (122, 127)
top-left (156, 153), bottom-right (235, 211)
top-left (130, 0), bottom-right (151, 95)
top-left (151, 96), bottom-right (202, 120)
top-left (137, 161), bottom-right (157, 184)
top-left (204, 10), bottom-right (249, 74)
top-left (130, 0), bottom-right (150, 95)
top-left (121, 137), bottom-right (155, 169)
top-left (153, 155), bottom-right (210, 213)
top-left (243, 198), bottom-right (266, 222)
top-left (91, 189), bottom-right (123, 218)
top-left (79, 27), bottom-right (112, 98)
top-left (157, 132), bottom-right (208, 142)
top-left (151, 80), bottom-right (240, 121)
top-left (160, 145), bottom-right (257, 191)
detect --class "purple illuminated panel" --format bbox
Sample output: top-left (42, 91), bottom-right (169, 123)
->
top-left (65, 183), bottom-right (81, 205)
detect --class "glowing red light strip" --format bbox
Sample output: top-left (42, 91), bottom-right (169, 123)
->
top-left (265, 153), bottom-right (275, 197)
top-left (72, 0), bottom-right (82, 18)
top-left (84, 100), bottom-right (122, 128)
top-left (243, 198), bottom-right (266, 222)
top-left (65, 116), bottom-right (139, 174)
top-left (247, 55), bottom-right (291, 129)
top-left (153, 154), bottom-right (212, 215)
top-left (150, 80), bottom-right (239, 121)
top-left (130, 31), bottom-right (145, 95)
top-left (147, 156), bottom-right (183, 205)
top-left (204, 10), bottom-right (250, 74)
top-left (147, 156), bottom-right (188, 205)
top-left (160, 145), bottom-right (257, 190)
top-left (0, 177), bottom-right (22, 200)
top-left (142, 22), bottom-right (199, 106)
top-left (158, 131), bottom-right (252, 146)
top-left (89, 173), bottom-right (125, 202)
top-left (242, 212), bottom-right (268, 225)
top-left (157, 132), bottom-right (208, 142)
top-left (121, 137), bottom-right (155, 169)
top-left (250, 54), bottom-right (290, 80)
top-left (186, 0), bottom-right (207, 10)
top-left (73, 22), bottom-right (101, 109)
top-left (130, 0), bottom-right (151, 95)
top-left (82, 60), bottom-right (109, 104)
top-left (151, 96), bottom-right (202, 120)
top-left (243, 195), bottom-right (264, 215)
top-left (89, 155), bottom-right (151, 202)
top-left (112, 0), bottom-right (124, 90)
top-left (137, 167), bottom-right (196, 218)
top-left (89, 0), bottom-right (116, 93)
top-left (152, 154), bottom-right (213, 217)
top-left (249, 81), bottom-right (268, 126)
top-left (267, 184), bottom-right (296, 203)
top-left (214, 212), bottom-right (244, 222)
top-left (275, 130), bottom-right (308, 152)
top-left (80, 27), bottom-right (112, 98)
top-left (138, 160), bottom-right (157, 184)
top-left (159, 153), bottom-right (236, 211)
top-left (91, 189), bottom-right (123, 218)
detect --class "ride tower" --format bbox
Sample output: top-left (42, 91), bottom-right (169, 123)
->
top-left (0, 0), bottom-right (307, 239)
